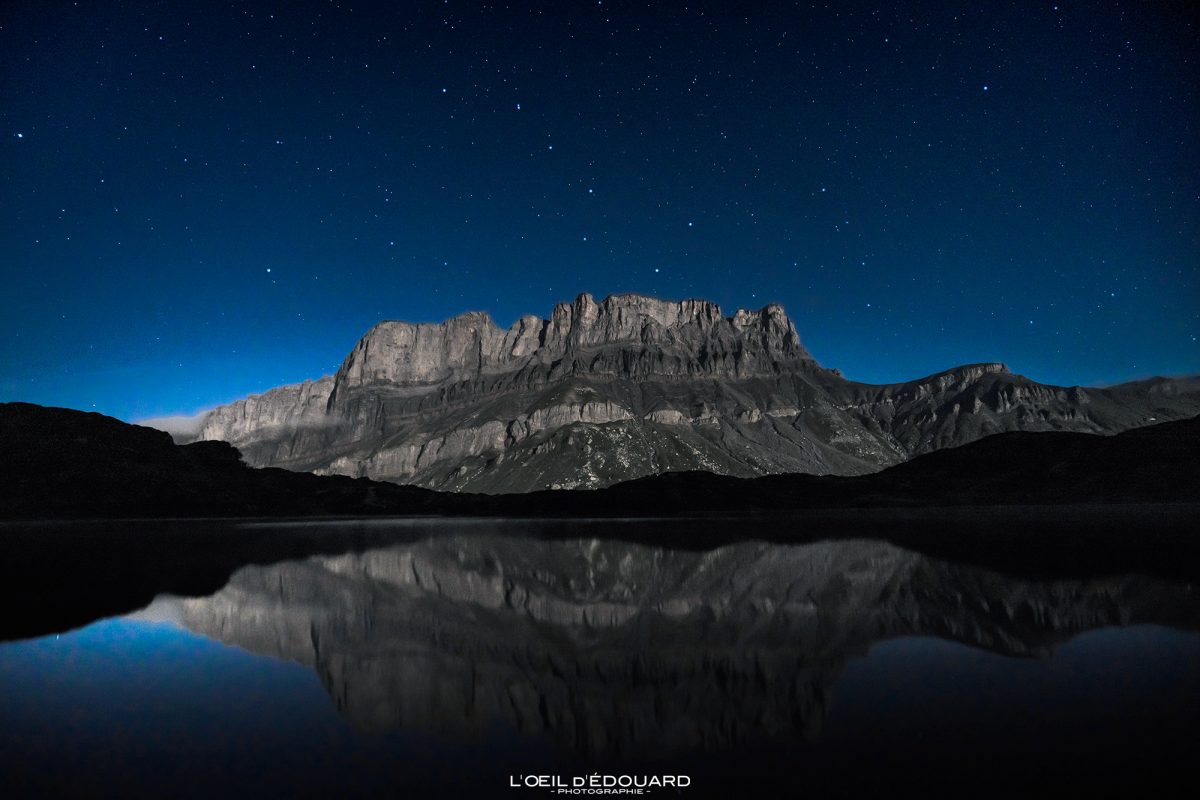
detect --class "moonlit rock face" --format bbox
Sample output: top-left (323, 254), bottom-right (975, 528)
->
top-left (333, 293), bottom-right (813, 390)
top-left (195, 377), bottom-right (335, 445)
top-left (191, 292), bottom-right (1200, 493)
top-left (337, 312), bottom-right (504, 387)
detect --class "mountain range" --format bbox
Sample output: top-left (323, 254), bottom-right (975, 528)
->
top-left (3, 401), bottom-right (1197, 523)
top-left (184, 292), bottom-right (1200, 492)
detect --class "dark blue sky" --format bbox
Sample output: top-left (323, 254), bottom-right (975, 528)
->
top-left (2, 1), bottom-right (1197, 421)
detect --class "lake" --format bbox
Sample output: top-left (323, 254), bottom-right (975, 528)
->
top-left (1, 518), bottom-right (1197, 797)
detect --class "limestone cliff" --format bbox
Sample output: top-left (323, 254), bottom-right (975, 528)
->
top-left (189, 292), bottom-right (1200, 492)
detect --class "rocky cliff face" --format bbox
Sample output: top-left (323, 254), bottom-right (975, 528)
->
top-left (190, 292), bottom-right (1200, 492)
top-left (167, 534), bottom-right (1199, 760)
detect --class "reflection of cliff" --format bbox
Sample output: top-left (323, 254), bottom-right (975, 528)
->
top-left (172, 536), bottom-right (1199, 760)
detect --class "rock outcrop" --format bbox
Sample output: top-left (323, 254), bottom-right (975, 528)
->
top-left (188, 292), bottom-right (1200, 492)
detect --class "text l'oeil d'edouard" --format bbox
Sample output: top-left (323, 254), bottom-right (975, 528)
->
top-left (511, 774), bottom-right (691, 793)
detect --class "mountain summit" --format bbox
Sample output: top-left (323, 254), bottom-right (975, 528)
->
top-left (188, 293), bottom-right (1200, 492)
top-left (331, 292), bottom-right (815, 391)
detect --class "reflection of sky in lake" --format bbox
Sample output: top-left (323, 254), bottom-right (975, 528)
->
top-left (0, 617), bottom-right (561, 798)
top-left (1, 615), bottom-right (1196, 798)
top-left (826, 626), bottom-right (1200, 747)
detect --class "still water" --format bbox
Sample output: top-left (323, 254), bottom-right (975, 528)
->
top-left (1, 521), bottom-right (1197, 798)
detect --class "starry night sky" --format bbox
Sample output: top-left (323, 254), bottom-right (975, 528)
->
top-left (1, 1), bottom-right (1197, 421)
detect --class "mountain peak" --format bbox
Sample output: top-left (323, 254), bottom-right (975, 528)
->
top-left (337, 293), bottom-right (814, 389)
top-left (918, 362), bottom-right (1010, 384)
top-left (189, 294), bottom-right (1200, 494)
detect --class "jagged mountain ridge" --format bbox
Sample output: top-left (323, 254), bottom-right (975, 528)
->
top-left (191, 292), bottom-right (1200, 492)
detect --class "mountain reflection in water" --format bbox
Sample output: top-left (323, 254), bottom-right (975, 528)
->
top-left (152, 534), bottom-right (1199, 762)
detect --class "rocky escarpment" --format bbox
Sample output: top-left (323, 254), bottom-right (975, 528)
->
top-left (188, 292), bottom-right (1200, 492)
top-left (167, 534), bottom-right (1200, 760)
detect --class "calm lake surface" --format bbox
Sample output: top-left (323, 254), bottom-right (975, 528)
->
top-left (1, 518), bottom-right (1197, 798)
